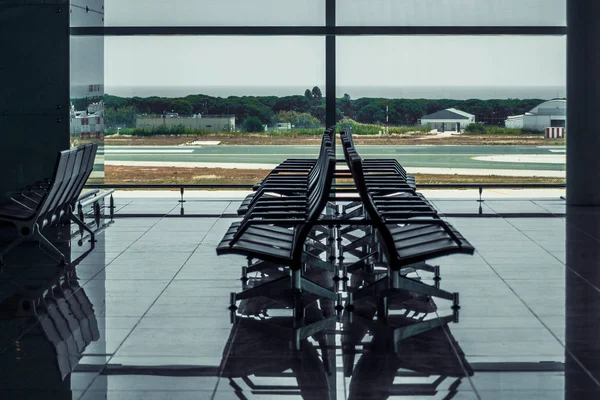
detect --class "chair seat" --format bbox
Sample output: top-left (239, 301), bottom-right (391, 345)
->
top-left (0, 203), bottom-right (36, 220)
top-left (388, 223), bottom-right (474, 264)
top-left (217, 223), bottom-right (295, 262)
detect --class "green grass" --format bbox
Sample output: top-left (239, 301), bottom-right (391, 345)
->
top-left (464, 123), bottom-right (543, 135)
top-left (338, 120), bottom-right (430, 135)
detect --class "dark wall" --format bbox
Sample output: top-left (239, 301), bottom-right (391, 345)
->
top-left (0, 1), bottom-right (71, 202)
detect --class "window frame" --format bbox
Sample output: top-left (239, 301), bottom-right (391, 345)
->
top-left (70, 0), bottom-right (567, 127)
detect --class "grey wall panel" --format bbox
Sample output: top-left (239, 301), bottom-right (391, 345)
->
top-left (0, 5), bottom-right (70, 115)
top-left (0, 4), bottom-right (70, 201)
top-left (0, 116), bottom-right (69, 198)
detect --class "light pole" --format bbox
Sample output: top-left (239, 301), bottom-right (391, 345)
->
top-left (386, 99), bottom-right (389, 136)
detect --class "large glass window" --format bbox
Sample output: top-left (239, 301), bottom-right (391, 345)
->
top-left (105, 36), bottom-right (325, 98)
top-left (104, 0), bottom-right (325, 26)
top-left (102, 36), bottom-right (325, 185)
top-left (336, 0), bottom-right (566, 26)
top-left (71, 2), bottom-right (105, 184)
top-left (336, 35), bottom-right (566, 184)
top-left (337, 36), bottom-right (566, 99)
top-left (72, 1), bottom-right (567, 187)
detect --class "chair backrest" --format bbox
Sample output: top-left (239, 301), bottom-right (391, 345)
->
top-left (37, 150), bottom-right (75, 217)
top-left (292, 148), bottom-right (336, 261)
top-left (341, 126), bottom-right (409, 178)
top-left (54, 146), bottom-right (85, 212)
top-left (44, 149), bottom-right (79, 215)
top-left (68, 143), bottom-right (99, 208)
top-left (343, 137), bottom-right (474, 264)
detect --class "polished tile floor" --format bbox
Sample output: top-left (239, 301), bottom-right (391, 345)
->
top-left (1, 197), bottom-right (599, 400)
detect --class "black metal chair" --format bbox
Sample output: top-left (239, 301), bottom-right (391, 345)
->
top-left (217, 146), bottom-right (340, 317)
top-left (344, 149), bottom-right (474, 311)
top-left (0, 144), bottom-right (99, 266)
top-left (0, 150), bottom-right (72, 265)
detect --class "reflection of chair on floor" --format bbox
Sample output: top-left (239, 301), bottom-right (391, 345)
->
top-left (0, 269), bottom-right (99, 383)
top-left (234, 262), bottom-right (338, 350)
top-left (342, 300), bottom-right (472, 400)
top-left (220, 302), bottom-right (337, 400)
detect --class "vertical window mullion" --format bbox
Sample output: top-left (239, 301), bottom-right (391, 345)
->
top-left (326, 0), bottom-right (336, 127)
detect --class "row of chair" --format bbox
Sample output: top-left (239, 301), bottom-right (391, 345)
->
top-left (338, 126), bottom-right (474, 311)
top-left (217, 128), bottom-right (341, 317)
top-left (217, 127), bottom-right (474, 330)
top-left (0, 143), bottom-right (99, 266)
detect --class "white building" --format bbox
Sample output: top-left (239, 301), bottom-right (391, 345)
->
top-left (136, 114), bottom-right (236, 132)
top-left (504, 99), bottom-right (566, 131)
top-left (269, 122), bottom-right (292, 131)
top-left (70, 101), bottom-right (104, 139)
top-left (420, 108), bottom-right (476, 132)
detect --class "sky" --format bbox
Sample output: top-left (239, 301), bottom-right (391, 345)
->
top-left (103, 0), bottom-right (565, 27)
top-left (96, 1), bottom-right (566, 98)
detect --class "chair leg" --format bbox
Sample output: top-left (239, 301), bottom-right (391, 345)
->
top-left (299, 275), bottom-right (338, 301)
top-left (392, 313), bottom-right (456, 346)
top-left (0, 235), bottom-right (25, 266)
top-left (34, 227), bottom-right (66, 265)
top-left (351, 276), bottom-right (389, 302)
top-left (234, 275), bottom-right (291, 301)
top-left (392, 272), bottom-right (455, 302)
top-left (348, 271), bottom-right (458, 308)
top-left (71, 213), bottom-right (95, 244)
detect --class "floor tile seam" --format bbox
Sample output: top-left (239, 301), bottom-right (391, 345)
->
top-left (78, 219), bottom-right (162, 285)
top-left (483, 200), bottom-right (543, 214)
top-left (77, 202), bottom-right (184, 399)
top-left (504, 219), bottom-right (600, 296)
top-left (502, 219), bottom-right (566, 267)
top-left (410, 268), bottom-right (481, 398)
top-left (473, 239), bottom-right (598, 387)
top-left (566, 220), bottom-right (600, 246)
top-left (97, 217), bottom-right (224, 397)
top-left (210, 268), bottom-right (265, 400)
top-left (471, 226), bottom-right (572, 337)
top-left (532, 200), bottom-right (566, 216)
top-left (481, 259), bottom-right (566, 344)
top-left (113, 200), bottom-right (133, 213)
top-left (437, 320), bottom-right (483, 400)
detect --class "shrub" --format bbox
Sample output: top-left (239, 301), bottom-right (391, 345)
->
top-left (243, 116), bottom-right (265, 133)
top-left (465, 123), bottom-right (527, 135)
top-left (465, 123), bottom-right (486, 133)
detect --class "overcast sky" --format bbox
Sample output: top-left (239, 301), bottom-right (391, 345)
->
top-left (99, 0), bottom-right (566, 97)
top-left (103, 0), bottom-right (565, 27)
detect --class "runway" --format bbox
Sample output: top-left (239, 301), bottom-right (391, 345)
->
top-left (101, 145), bottom-right (566, 177)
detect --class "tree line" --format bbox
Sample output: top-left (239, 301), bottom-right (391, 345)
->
top-left (96, 88), bottom-right (549, 130)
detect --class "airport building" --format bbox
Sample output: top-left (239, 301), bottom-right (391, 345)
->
top-left (136, 114), bottom-right (236, 132)
top-left (70, 101), bottom-right (105, 139)
top-left (420, 108), bottom-right (476, 132)
top-left (504, 99), bottom-right (567, 131)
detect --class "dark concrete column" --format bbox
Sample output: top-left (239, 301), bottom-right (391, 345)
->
top-left (565, 206), bottom-right (600, 398)
top-left (0, 1), bottom-right (71, 202)
top-left (567, 0), bottom-right (600, 205)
